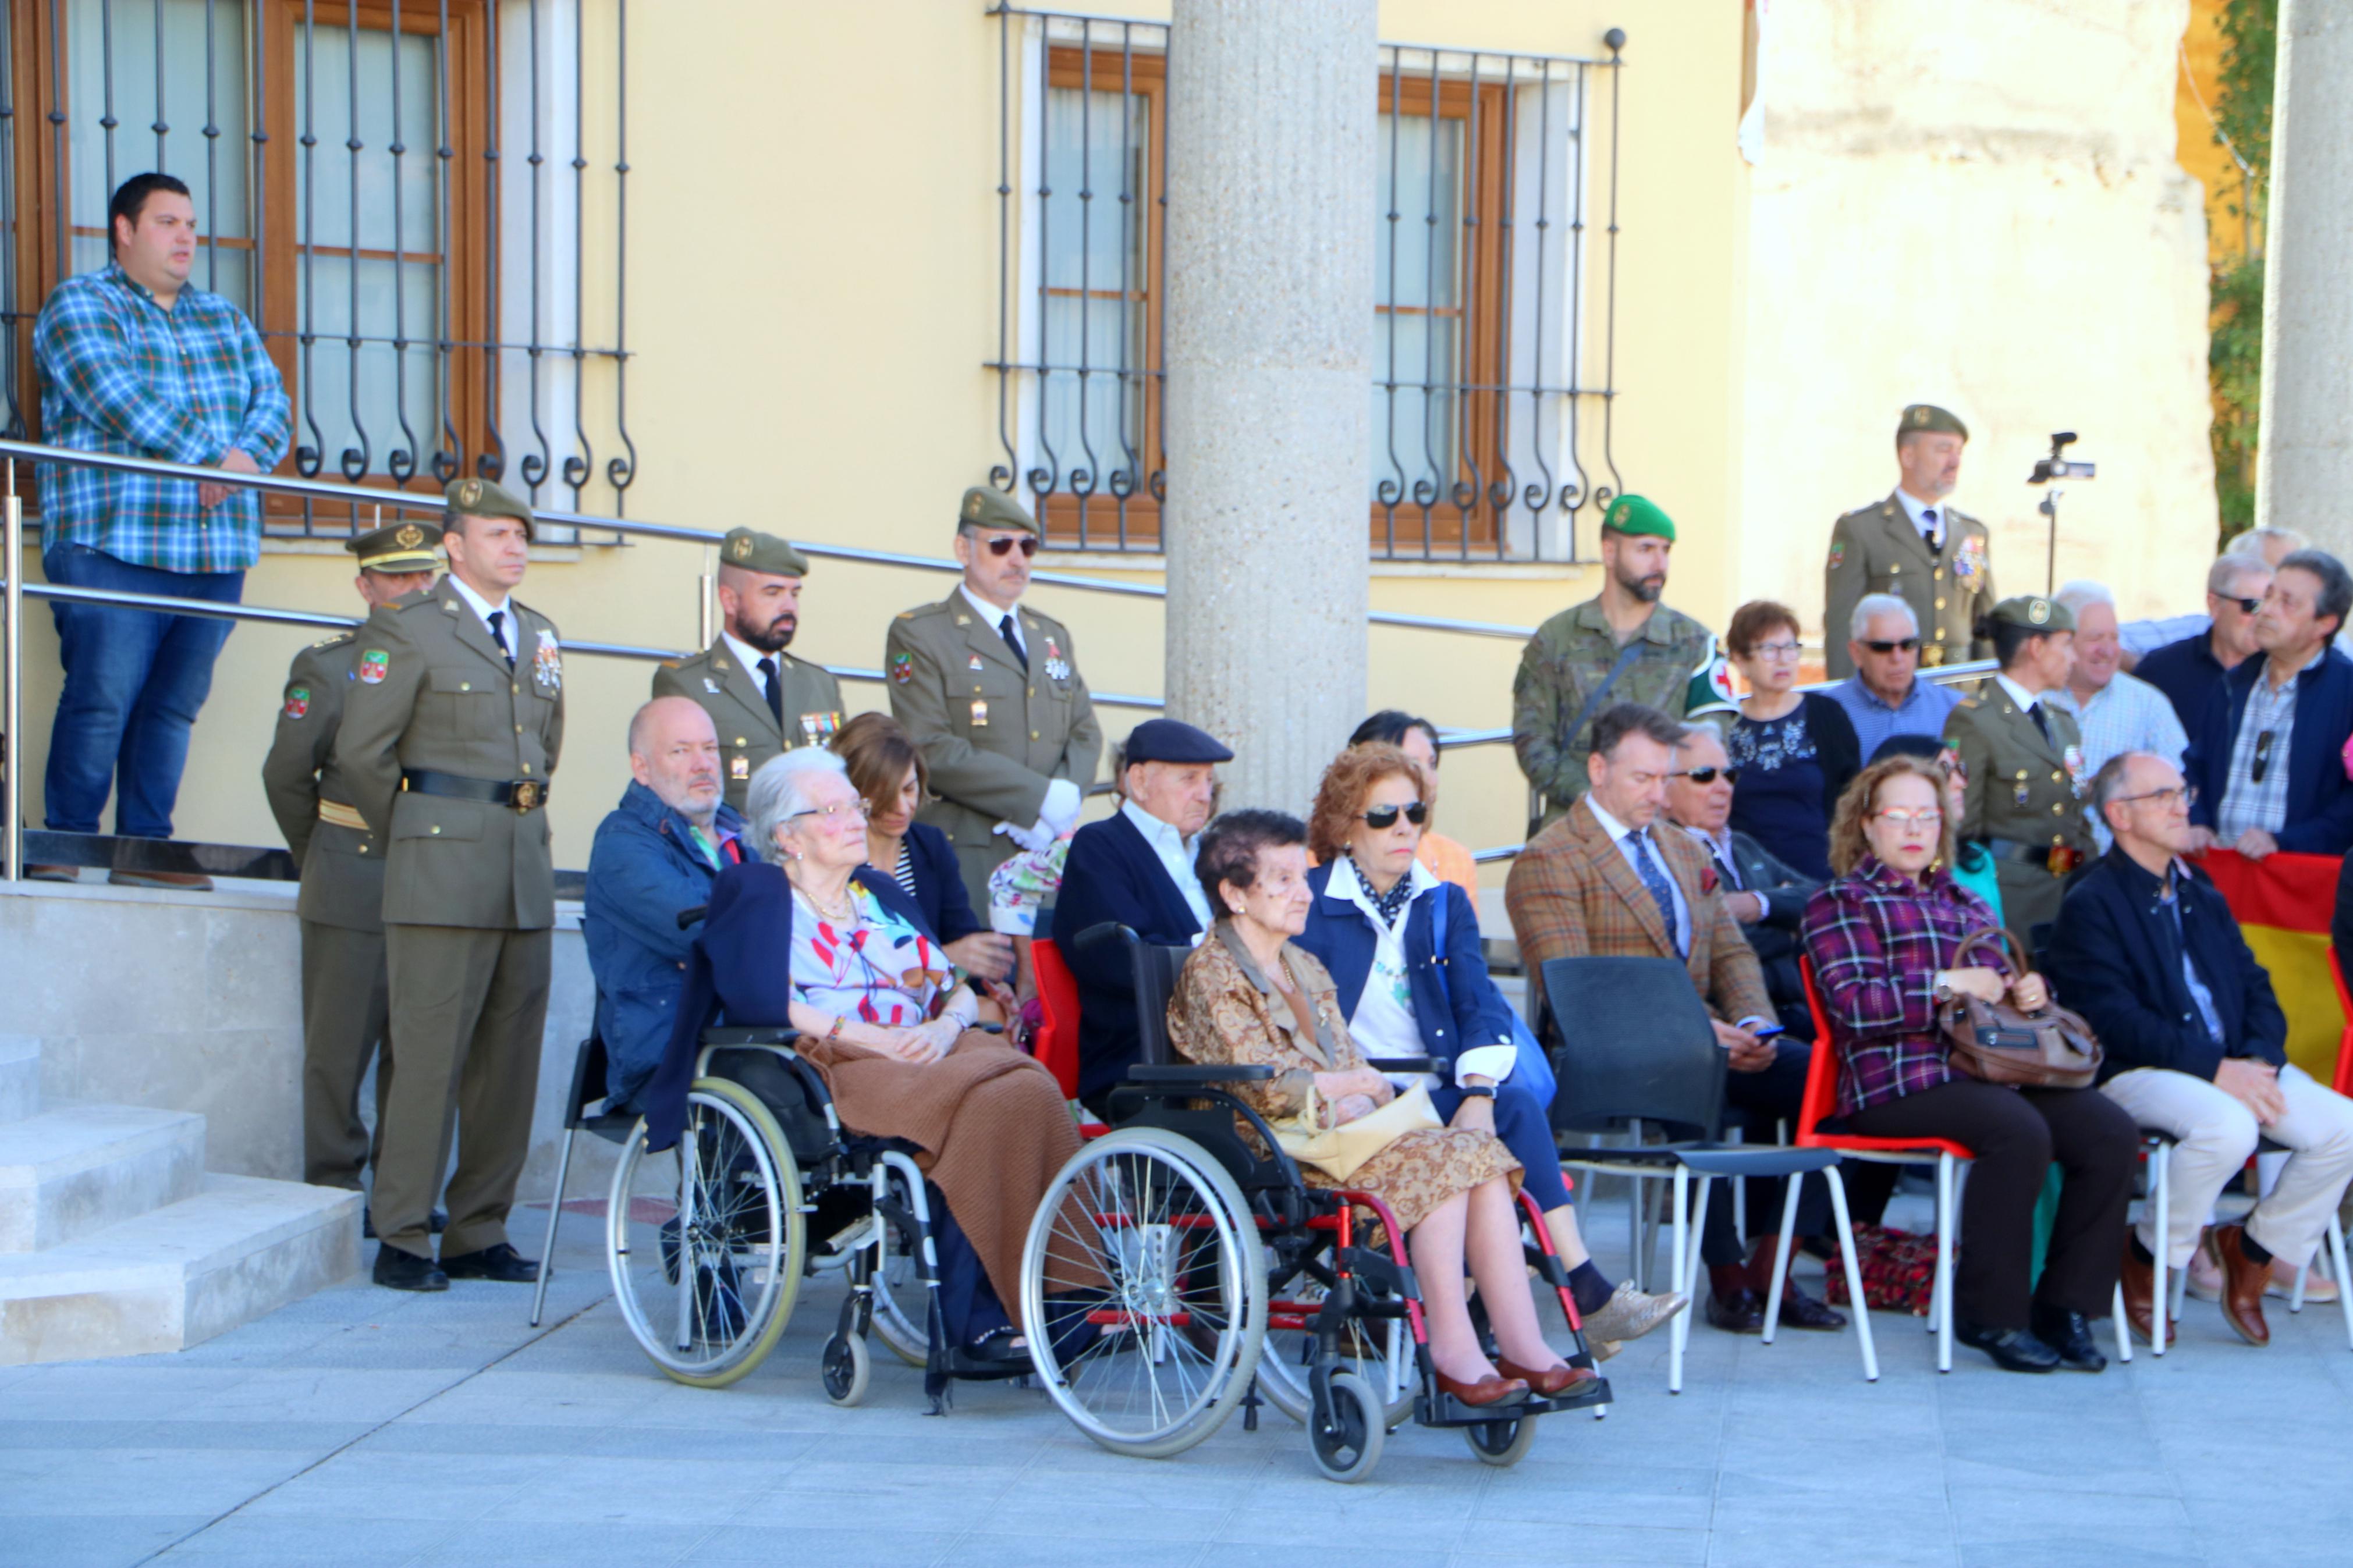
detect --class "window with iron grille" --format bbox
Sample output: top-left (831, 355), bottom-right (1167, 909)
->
top-left (989, 8), bottom-right (1627, 563)
top-left (0, 0), bottom-right (636, 537)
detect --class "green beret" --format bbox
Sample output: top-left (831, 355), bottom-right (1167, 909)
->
top-left (1600, 493), bottom-right (1675, 542)
top-left (1898, 404), bottom-right (1969, 442)
top-left (1989, 595), bottom-right (2073, 633)
top-left (346, 520), bottom-right (443, 574)
top-left (719, 527), bottom-right (810, 578)
top-left (444, 476), bottom-right (534, 539)
top-left (959, 485), bottom-right (1040, 538)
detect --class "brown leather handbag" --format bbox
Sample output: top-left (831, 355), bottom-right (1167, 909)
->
top-left (1936, 927), bottom-right (2103, 1090)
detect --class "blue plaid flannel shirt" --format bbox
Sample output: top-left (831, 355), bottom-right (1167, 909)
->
top-left (34, 262), bottom-right (290, 574)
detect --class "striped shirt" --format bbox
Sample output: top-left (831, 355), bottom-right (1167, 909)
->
top-left (2046, 671), bottom-right (2191, 849)
top-left (34, 262), bottom-right (290, 574)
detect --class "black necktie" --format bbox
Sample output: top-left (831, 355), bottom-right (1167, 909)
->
top-left (999, 613), bottom-right (1028, 674)
top-left (1921, 507), bottom-right (1942, 551)
top-left (2028, 702), bottom-right (2051, 744)
top-left (487, 608), bottom-right (513, 667)
top-left (757, 656), bottom-right (785, 727)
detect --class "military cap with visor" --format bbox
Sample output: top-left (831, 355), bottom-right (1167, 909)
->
top-left (443, 475), bottom-right (535, 539)
top-left (1988, 594), bottom-right (2074, 634)
top-left (346, 520), bottom-right (443, 574)
top-left (960, 485), bottom-right (1041, 538)
top-left (1123, 718), bottom-right (1234, 766)
top-left (720, 527), bottom-right (810, 578)
top-left (1599, 492), bottom-right (1676, 543)
top-left (1898, 403), bottom-right (1969, 442)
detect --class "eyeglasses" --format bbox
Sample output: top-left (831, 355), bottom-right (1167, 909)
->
top-left (1360, 802), bottom-right (1428, 829)
top-left (2253, 730), bottom-right (2276, 784)
top-left (2217, 594), bottom-right (2262, 616)
top-left (1937, 754), bottom-right (1969, 783)
top-left (981, 535), bottom-right (1040, 559)
top-left (1861, 638), bottom-right (1921, 655)
top-left (1752, 640), bottom-right (1803, 659)
top-left (790, 801), bottom-right (869, 825)
top-left (1670, 766), bottom-right (1741, 785)
top-left (1872, 808), bottom-right (1944, 829)
top-left (2113, 784), bottom-right (2198, 810)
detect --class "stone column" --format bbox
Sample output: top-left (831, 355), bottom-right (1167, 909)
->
top-left (2256, 1), bottom-right (2353, 555)
top-left (1162, 0), bottom-right (1376, 813)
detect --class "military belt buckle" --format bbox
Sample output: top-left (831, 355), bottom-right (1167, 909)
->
top-left (2047, 845), bottom-right (2082, 877)
top-left (511, 780), bottom-right (543, 813)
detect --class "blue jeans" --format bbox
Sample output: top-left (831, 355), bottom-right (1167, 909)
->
top-left (42, 544), bottom-right (243, 837)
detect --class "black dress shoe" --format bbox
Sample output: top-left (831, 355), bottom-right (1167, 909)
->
top-left (1706, 1287), bottom-right (1766, 1334)
top-left (1774, 1278), bottom-right (1850, 1332)
top-left (362, 1207), bottom-right (449, 1241)
top-left (374, 1245), bottom-right (449, 1292)
top-left (439, 1242), bottom-right (538, 1282)
top-left (1955, 1320), bottom-right (2060, 1373)
top-left (2029, 1307), bottom-right (2109, 1373)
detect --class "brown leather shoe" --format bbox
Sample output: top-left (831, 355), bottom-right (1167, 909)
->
top-left (2212, 1223), bottom-right (2271, 1347)
top-left (2119, 1238), bottom-right (2172, 1347)
top-left (1434, 1369), bottom-right (1529, 1407)
top-left (1495, 1356), bottom-right (1598, 1398)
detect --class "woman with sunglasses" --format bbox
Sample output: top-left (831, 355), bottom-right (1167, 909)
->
top-left (1722, 600), bottom-right (1861, 880)
top-left (1293, 744), bottom-right (1688, 1356)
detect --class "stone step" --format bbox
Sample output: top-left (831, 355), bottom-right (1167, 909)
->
top-left (0, 1174), bottom-right (361, 1366)
top-left (0, 1103), bottom-right (207, 1253)
top-left (0, 1038), bottom-right (37, 1126)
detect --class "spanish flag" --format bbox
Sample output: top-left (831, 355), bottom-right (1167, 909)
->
top-left (2196, 849), bottom-right (2346, 1083)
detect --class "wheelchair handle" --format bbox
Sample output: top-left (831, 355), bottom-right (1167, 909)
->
top-left (676, 904), bottom-right (709, 930)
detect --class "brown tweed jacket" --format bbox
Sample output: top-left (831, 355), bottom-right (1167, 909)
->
top-left (1504, 795), bottom-right (1773, 1025)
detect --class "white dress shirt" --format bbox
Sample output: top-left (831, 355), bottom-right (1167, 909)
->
top-left (1330, 855), bottom-right (1516, 1089)
top-left (1894, 487), bottom-right (1946, 550)
top-left (1122, 798), bottom-right (1212, 933)
top-left (1992, 672), bottom-right (2048, 720)
top-left (1584, 797), bottom-right (1690, 957)
top-left (961, 582), bottom-right (1026, 660)
top-left (443, 573), bottom-right (513, 643)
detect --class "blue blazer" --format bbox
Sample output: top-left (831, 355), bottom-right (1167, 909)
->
top-left (1293, 863), bottom-right (1518, 1072)
top-left (2043, 847), bottom-right (2286, 1085)
top-left (2187, 646), bottom-right (2353, 855)
top-left (641, 859), bottom-right (938, 1149)
top-left (1053, 810), bottom-right (1204, 1101)
top-left (902, 820), bottom-right (984, 947)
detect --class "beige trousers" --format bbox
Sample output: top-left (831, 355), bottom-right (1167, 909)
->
top-left (2100, 1063), bottom-right (2353, 1270)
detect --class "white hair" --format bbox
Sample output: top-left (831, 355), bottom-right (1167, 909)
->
top-left (1848, 593), bottom-right (1918, 642)
top-left (743, 748), bottom-right (851, 865)
top-left (2225, 525), bottom-right (2308, 559)
top-left (2054, 580), bottom-right (2115, 619)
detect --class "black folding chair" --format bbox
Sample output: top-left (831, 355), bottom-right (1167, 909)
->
top-left (1544, 955), bottom-right (1864, 1391)
top-left (530, 1029), bottom-right (641, 1327)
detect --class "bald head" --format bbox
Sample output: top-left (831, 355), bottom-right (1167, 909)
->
top-left (629, 696), bottom-right (723, 827)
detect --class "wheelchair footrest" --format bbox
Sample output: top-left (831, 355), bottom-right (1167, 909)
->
top-left (1418, 1374), bottom-right (1613, 1428)
top-left (932, 1346), bottom-right (1037, 1384)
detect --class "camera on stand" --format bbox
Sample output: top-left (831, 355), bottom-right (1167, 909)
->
top-left (2027, 432), bottom-right (2095, 591)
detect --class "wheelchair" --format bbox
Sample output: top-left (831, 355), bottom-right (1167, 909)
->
top-left (603, 1023), bottom-right (1026, 1405)
top-left (1018, 926), bottom-right (1610, 1481)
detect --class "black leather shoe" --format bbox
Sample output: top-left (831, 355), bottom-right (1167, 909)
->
top-left (373, 1245), bottom-right (449, 1292)
top-left (439, 1242), bottom-right (538, 1282)
top-left (363, 1207), bottom-right (449, 1241)
top-left (1955, 1319), bottom-right (2060, 1373)
top-left (1774, 1278), bottom-right (1850, 1332)
top-left (1706, 1287), bottom-right (1766, 1334)
top-left (2029, 1307), bottom-right (2109, 1373)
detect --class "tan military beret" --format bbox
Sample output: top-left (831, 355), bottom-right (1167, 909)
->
top-left (720, 527), bottom-right (810, 578)
top-left (959, 485), bottom-right (1039, 537)
top-left (444, 475), bottom-right (534, 539)
top-left (1989, 595), bottom-right (2073, 633)
top-left (1898, 404), bottom-right (1969, 442)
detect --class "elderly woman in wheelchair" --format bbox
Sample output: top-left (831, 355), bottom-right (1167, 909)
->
top-left (616, 748), bottom-right (1084, 1393)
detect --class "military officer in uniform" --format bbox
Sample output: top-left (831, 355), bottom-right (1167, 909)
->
top-left (1825, 404), bottom-right (1996, 678)
top-left (652, 526), bottom-right (844, 813)
top-left (886, 487), bottom-right (1102, 909)
top-left (1943, 595), bottom-right (2094, 951)
top-left (336, 477), bottom-right (563, 1292)
top-left (1511, 493), bottom-right (1718, 827)
top-left (261, 521), bottom-right (440, 1211)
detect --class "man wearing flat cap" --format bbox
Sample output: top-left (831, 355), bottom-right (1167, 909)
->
top-left (336, 476), bottom-right (565, 1292)
top-left (1511, 493), bottom-right (1720, 828)
top-left (1943, 594), bottom-right (2095, 947)
top-left (1825, 404), bottom-right (1996, 678)
top-left (1055, 717), bottom-right (1230, 1107)
top-left (261, 520), bottom-right (441, 1211)
top-left (887, 486), bottom-right (1103, 908)
top-left (654, 526), bottom-right (844, 813)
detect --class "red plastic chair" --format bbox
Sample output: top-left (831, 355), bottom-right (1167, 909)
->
top-left (1031, 937), bottom-right (1082, 1101)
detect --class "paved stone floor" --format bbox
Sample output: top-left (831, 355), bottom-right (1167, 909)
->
top-left (7, 1189), bottom-right (2353, 1568)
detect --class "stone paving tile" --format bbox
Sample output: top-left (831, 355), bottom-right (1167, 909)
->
top-left (1446, 1520), bottom-right (1713, 1567)
top-left (0, 1514), bottom-right (211, 1568)
top-left (0, 1446), bottom-right (317, 1518)
top-left (148, 1515), bottom-right (457, 1562)
top-left (687, 1528), bottom-right (960, 1568)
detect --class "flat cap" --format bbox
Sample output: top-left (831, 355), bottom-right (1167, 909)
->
top-left (346, 520), bottom-right (443, 574)
top-left (720, 527), bottom-right (810, 578)
top-left (1899, 404), bottom-right (1969, 442)
top-left (1123, 718), bottom-right (1234, 767)
top-left (445, 475), bottom-right (534, 538)
top-left (1600, 493), bottom-right (1675, 542)
top-left (960, 485), bottom-right (1041, 538)
top-left (1989, 594), bottom-right (2072, 633)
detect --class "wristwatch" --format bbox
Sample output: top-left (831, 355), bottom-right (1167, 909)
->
top-left (1460, 1085), bottom-right (1496, 1101)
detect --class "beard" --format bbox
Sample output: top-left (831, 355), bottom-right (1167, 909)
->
top-left (733, 613), bottom-right (797, 653)
top-left (1616, 568), bottom-right (1665, 604)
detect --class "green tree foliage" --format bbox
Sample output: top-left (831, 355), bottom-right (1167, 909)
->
top-left (2209, 0), bottom-right (2275, 543)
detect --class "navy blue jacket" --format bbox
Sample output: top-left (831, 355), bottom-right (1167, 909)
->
top-left (899, 819), bottom-right (984, 947)
top-left (2134, 631), bottom-right (2234, 742)
top-left (2043, 846), bottom-right (2287, 1085)
top-left (1054, 809), bottom-right (1204, 1101)
top-left (581, 782), bottom-right (745, 1104)
top-left (2187, 645), bottom-right (2353, 855)
top-left (1293, 862), bottom-right (1517, 1071)
top-left (642, 859), bottom-right (937, 1149)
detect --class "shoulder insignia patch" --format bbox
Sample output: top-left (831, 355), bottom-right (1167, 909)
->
top-left (282, 687), bottom-right (311, 720)
top-left (889, 650), bottom-right (916, 686)
top-left (358, 649), bottom-right (390, 684)
top-left (1827, 541), bottom-right (1846, 570)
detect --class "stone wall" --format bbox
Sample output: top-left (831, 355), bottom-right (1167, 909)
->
top-left (1740, 0), bottom-right (2217, 633)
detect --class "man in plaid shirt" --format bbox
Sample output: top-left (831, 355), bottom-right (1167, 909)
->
top-left (32, 173), bottom-right (289, 885)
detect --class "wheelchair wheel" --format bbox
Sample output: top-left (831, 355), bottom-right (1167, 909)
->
top-left (821, 1330), bottom-right (871, 1407)
top-left (1021, 1127), bottom-right (1268, 1459)
top-left (607, 1079), bottom-right (804, 1388)
top-left (1464, 1414), bottom-right (1537, 1467)
top-left (1307, 1370), bottom-right (1384, 1483)
top-left (1256, 1266), bottom-right (1416, 1429)
top-left (863, 1166), bottom-right (929, 1368)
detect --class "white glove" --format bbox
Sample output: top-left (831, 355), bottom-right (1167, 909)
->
top-left (1038, 778), bottom-right (1083, 837)
top-left (993, 817), bottom-right (1056, 855)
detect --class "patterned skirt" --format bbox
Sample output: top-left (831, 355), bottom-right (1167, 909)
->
top-left (1304, 1125), bottom-right (1521, 1234)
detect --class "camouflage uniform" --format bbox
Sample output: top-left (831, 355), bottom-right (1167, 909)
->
top-left (1511, 597), bottom-right (1716, 824)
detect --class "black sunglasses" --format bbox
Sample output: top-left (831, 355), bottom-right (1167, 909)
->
top-left (1671, 766), bottom-right (1741, 785)
top-left (2220, 594), bottom-right (2261, 616)
top-left (2253, 729), bottom-right (2276, 784)
top-left (1361, 802), bottom-right (1429, 830)
top-left (982, 535), bottom-right (1040, 558)
top-left (1861, 637), bottom-right (1921, 654)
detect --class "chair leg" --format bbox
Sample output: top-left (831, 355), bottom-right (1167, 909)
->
top-left (1761, 1172), bottom-right (1803, 1346)
top-left (1823, 1166), bottom-right (1879, 1382)
top-left (1668, 1167), bottom-right (1690, 1396)
top-left (1728, 1126), bottom-right (1747, 1249)
top-left (2150, 1140), bottom-right (2169, 1359)
top-left (1934, 1154), bottom-right (1957, 1374)
top-left (2111, 1282), bottom-right (2132, 1364)
top-left (528, 1128), bottom-right (577, 1329)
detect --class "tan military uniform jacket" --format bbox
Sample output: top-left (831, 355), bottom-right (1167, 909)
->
top-left (1824, 493), bottom-right (1995, 677)
top-left (261, 631), bottom-right (388, 934)
top-left (651, 639), bottom-right (844, 813)
top-left (335, 578), bottom-right (566, 931)
top-left (1942, 683), bottom-right (2094, 858)
top-left (885, 590), bottom-right (1102, 862)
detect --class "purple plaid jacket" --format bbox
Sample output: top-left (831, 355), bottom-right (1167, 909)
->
top-left (1799, 855), bottom-right (2002, 1117)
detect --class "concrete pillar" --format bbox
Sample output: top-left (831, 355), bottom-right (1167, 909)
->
top-left (2256, 1), bottom-right (2353, 555)
top-left (1162, 0), bottom-right (1376, 813)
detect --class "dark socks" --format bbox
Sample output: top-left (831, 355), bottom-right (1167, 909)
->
top-left (2241, 1231), bottom-right (2274, 1268)
top-left (1567, 1260), bottom-right (1614, 1316)
top-left (2129, 1233), bottom-right (2156, 1268)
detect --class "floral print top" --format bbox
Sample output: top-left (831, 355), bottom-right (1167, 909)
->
top-left (788, 883), bottom-right (951, 1026)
